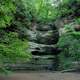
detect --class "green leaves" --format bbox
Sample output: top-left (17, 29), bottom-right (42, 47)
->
top-left (21, 0), bottom-right (60, 22)
top-left (0, 0), bottom-right (16, 28)
top-left (20, 0), bottom-right (80, 23)
top-left (57, 21), bottom-right (80, 70)
top-left (0, 0), bottom-right (32, 74)
top-left (0, 31), bottom-right (31, 60)
top-left (0, 31), bottom-right (31, 73)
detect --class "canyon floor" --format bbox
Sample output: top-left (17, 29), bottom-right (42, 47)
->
top-left (1, 72), bottom-right (80, 80)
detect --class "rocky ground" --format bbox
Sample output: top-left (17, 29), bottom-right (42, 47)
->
top-left (1, 72), bottom-right (80, 80)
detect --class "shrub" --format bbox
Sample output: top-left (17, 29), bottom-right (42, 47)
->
top-left (0, 0), bottom-right (31, 73)
top-left (57, 21), bottom-right (80, 70)
top-left (0, 0), bottom-right (16, 28)
top-left (0, 31), bottom-right (31, 73)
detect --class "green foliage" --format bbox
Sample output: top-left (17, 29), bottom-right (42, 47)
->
top-left (0, 0), bottom-right (32, 74)
top-left (20, 0), bottom-right (80, 23)
top-left (0, 0), bottom-right (16, 28)
top-left (75, 18), bottom-right (80, 24)
top-left (21, 0), bottom-right (61, 22)
top-left (57, 22), bottom-right (80, 70)
top-left (0, 31), bottom-right (31, 73)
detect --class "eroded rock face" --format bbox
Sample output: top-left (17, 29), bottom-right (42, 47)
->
top-left (27, 23), bottom-right (60, 55)
top-left (36, 30), bottom-right (59, 45)
top-left (27, 29), bottom-right (37, 42)
top-left (28, 42), bottom-right (61, 55)
top-left (27, 23), bottom-right (59, 44)
top-left (26, 23), bottom-right (60, 70)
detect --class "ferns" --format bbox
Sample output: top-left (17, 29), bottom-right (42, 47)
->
top-left (0, 31), bottom-right (31, 73)
top-left (57, 20), bottom-right (80, 70)
top-left (21, 0), bottom-right (60, 22)
top-left (0, 0), bottom-right (16, 28)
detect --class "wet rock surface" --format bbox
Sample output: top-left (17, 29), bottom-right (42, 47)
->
top-left (26, 23), bottom-right (60, 71)
top-left (27, 23), bottom-right (59, 54)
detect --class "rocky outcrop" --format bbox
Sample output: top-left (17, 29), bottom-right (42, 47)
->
top-left (27, 23), bottom-right (60, 70)
top-left (28, 42), bottom-right (61, 55)
top-left (27, 30), bottom-right (59, 44)
top-left (27, 23), bottom-right (60, 55)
